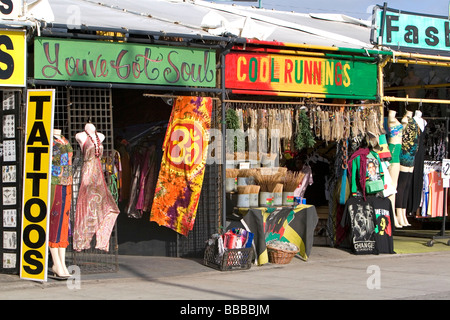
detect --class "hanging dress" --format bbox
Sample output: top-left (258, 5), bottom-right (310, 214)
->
top-left (49, 135), bottom-right (73, 249)
top-left (73, 132), bottom-right (120, 252)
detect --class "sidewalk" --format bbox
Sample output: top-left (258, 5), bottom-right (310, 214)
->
top-left (1, 243), bottom-right (450, 300)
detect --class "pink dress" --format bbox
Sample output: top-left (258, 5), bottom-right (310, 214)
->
top-left (73, 134), bottom-right (120, 252)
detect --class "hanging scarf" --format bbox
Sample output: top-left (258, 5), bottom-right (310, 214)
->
top-left (150, 96), bottom-right (212, 236)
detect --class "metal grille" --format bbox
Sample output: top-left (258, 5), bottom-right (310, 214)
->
top-left (40, 86), bottom-right (118, 274)
top-left (67, 87), bottom-right (118, 274)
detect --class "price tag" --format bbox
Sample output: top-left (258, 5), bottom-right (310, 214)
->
top-left (442, 159), bottom-right (450, 179)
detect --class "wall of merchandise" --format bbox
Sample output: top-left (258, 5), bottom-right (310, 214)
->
top-left (0, 90), bottom-right (22, 274)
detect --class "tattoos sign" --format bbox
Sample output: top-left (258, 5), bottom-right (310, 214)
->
top-left (20, 89), bottom-right (55, 282)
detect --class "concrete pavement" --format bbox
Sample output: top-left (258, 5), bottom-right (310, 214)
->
top-left (1, 245), bottom-right (450, 301)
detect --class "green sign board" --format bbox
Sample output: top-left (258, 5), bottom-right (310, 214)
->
top-left (372, 5), bottom-right (450, 54)
top-left (34, 37), bottom-right (216, 87)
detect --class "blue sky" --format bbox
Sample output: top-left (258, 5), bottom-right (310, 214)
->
top-left (213, 1), bottom-right (450, 20)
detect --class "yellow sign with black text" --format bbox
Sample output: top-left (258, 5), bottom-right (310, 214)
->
top-left (0, 29), bottom-right (26, 87)
top-left (20, 89), bottom-right (55, 282)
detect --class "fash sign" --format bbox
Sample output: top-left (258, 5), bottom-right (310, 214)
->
top-left (20, 89), bottom-right (55, 282)
top-left (372, 5), bottom-right (450, 54)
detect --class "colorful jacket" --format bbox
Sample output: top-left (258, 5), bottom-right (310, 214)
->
top-left (348, 148), bottom-right (384, 200)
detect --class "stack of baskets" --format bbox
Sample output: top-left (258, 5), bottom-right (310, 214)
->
top-left (266, 240), bottom-right (299, 264)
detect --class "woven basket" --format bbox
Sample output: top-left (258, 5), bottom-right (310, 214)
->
top-left (267, 245), bottom-right (298, 264)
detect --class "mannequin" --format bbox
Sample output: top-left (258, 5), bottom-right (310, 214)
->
top-left (75, 122), bottom-right (105, 146)
top-left (414, 110), bottom-right (426, 132)
top-left (73, 122), bottom-right (119, 252)
top-left (395, 110), bottom-right (420, 227)
top-left (387, 110), bottom-right (403, 228)
top-left (49, 128), bottom-right (73, 278)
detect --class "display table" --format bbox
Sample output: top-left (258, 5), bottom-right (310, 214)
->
top-left (227, 205), bottom-right (319, 265)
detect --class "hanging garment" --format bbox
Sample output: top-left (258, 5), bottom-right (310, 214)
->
top-left (400, 116), bottom-right (420, 167)
top-left (116, 141), bottom-right (131, 202)
top-left (381, 161), bottom-right (396, 198)
top-left (293, 164), bottom-right (313, 198)
top-left (396, 117), bottom-right (421, 210)
top-left (368, 196), bottom-right (395, 254)
top-left (150, 96), bottom-right (213, 236)
top-left (429, 169), bottom-right (444, 218)
top-left (407, 124), bottom-right (426, 215)
top-left (341, 196), bottom-right (378, 255)
top-left (388, 123), bottom-right (403, 165)
top-left (377, 134), bottom-right (392, 161)
top-left (348, 148), bottom-right (384, 200)
top-left (49, 135), bottom-right (73, 248)
top-left (73, 132), bottom-right (120, 252)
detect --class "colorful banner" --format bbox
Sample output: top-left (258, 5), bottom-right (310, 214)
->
top-left (263, 205), bottom-right (318, 260)
top-left (34, 37), bottom-right (216, 87)
top-left (225, 52), bottom-right (377, 98)
top-left (0, 29), bottom-right (26, 87)
top-left (20, 89), bottom-right (55, 282)
top-left (372, 5), bottom-right (450, 53)
top-left (150, 96), bottom-right (212, 236)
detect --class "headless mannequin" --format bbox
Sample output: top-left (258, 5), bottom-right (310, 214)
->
top-left (75, 122), bottom-right (105, 147)
top-left (387, 110), bottom-right (402, 228)
top-left (396, 110), bottom-right (414, 227)
top-left (49, 128), bottom-right (70, 278)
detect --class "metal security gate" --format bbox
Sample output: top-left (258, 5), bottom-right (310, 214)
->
top-left (41, 86), bottom-right (222, 270)
top-left (46, 85), bottom-right (118, 274)
top-left (67, 87), bottom-right (118, 273)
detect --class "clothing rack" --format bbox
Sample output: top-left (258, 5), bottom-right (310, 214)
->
top-left (394, 116), bottom-right (450, 247)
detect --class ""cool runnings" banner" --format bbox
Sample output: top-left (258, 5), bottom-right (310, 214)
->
top-left (225, 52), bottom-right (377, 98)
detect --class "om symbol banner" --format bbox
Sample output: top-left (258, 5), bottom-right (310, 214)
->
top-left (150, 96), bottom-right (212, 236)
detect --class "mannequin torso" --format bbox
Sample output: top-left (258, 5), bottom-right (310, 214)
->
top-left (75, 123), bottom-right (105, 149)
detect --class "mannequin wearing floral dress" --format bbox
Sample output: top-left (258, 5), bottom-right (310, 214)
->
top-left (73, 123), bottom-right (120, 252)
top-left (49, 128), bottom-right (73, 278)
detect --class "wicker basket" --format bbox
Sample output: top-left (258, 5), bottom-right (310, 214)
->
top-left (267, 245), bottom-right (298, 264)
top-left (204, 244), bottom-right (253, 271)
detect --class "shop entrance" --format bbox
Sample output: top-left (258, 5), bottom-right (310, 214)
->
top-left (46, 86), bottom-right (222, 274)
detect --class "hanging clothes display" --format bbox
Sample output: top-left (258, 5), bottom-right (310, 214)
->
top-left (420, 161), bottom-right (447, 218)
top-left (126, 144), bottom-right (161, 218)
top-left (150, 96), bottom-right (213, 236)
top-left (73, 124), bottom-right (120, 252)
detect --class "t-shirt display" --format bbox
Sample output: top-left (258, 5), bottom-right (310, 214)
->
top-left (341, 196), bottom-right (378, 255)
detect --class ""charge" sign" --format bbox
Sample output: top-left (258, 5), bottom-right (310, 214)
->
top-left (20, 89), bottom-right (55, 282)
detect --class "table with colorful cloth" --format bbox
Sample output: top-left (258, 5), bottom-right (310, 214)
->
top-left (226, 205), bottom-right (319, 265)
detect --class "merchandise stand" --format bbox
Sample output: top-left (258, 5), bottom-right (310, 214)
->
top-left (370, 3), bottom-right (450, 249)
top-left (393, 117), bottom-right (450, 247)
